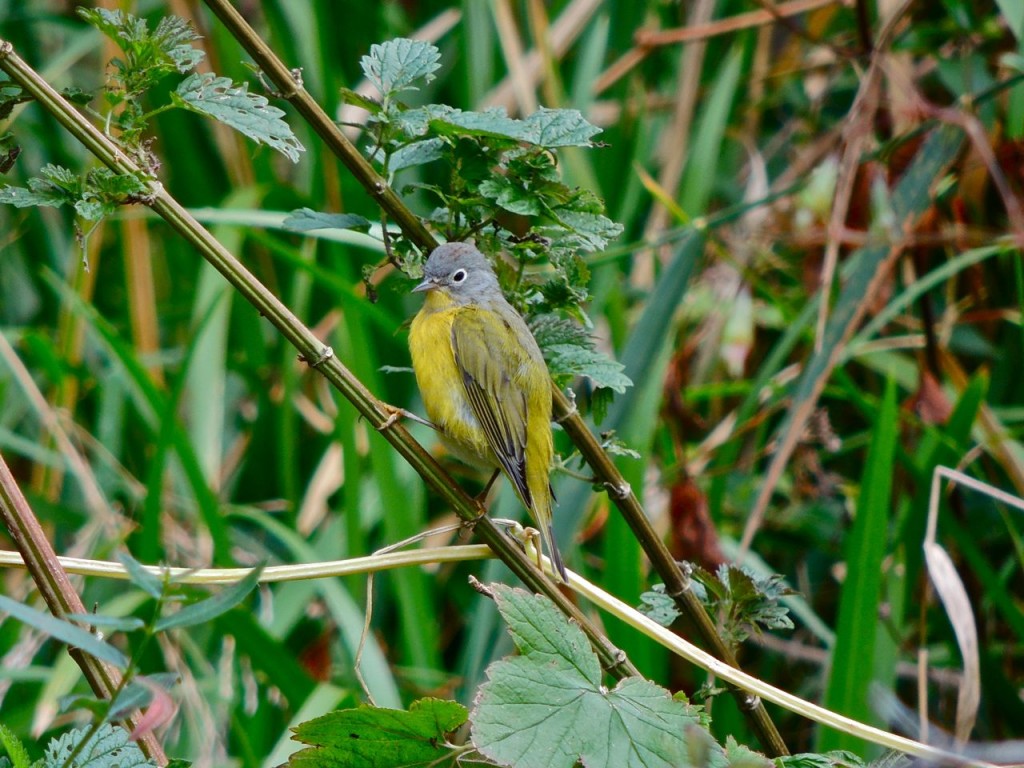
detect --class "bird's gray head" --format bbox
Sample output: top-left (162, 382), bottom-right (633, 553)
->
top-left (413, 242), bottom-right (502, 305)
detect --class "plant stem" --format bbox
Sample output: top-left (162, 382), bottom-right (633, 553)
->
top-left (0, 450), bottom-right (168, 765)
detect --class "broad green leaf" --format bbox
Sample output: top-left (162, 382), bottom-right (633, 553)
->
top-left (173, 73), bottom-right (304, 162)
top-left (289, 698), bottom-right (467, 768)
top-left (360, 39), bottom-right (440, 97)
top-left (153, 565), bottom-right (263, 632)
top-left (43, 724), bottom-right (153, 768)
top-left (0, 595), bottom-right (127, 668)
top-left (283, 208), bottom-right (372, 233)
top-left (472, 584), bottom-right (707, 768)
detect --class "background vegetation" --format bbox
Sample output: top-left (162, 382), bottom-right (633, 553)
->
top-left (2, 0), bottom-right (1024, 765)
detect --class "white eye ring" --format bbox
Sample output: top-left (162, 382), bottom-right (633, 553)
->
top-left (452, 269), bottom-right (468, 283)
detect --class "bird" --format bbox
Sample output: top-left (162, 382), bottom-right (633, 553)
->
top-left (408, 242), bottom-right (567, 582)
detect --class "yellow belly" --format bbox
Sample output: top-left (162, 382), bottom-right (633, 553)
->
top-left (409, 296), bottom-right (496, 469)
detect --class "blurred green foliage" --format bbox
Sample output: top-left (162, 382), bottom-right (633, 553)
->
top-left (2, 0), bottom-right (1024, 765)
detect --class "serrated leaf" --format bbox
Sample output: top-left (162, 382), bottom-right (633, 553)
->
top-left (724, 736), bottom-right (773, 768)
top-left (360, 39), bottom-right (441, 98)
top-left (43, 724), bottom-right (153, 768)
top-left (472, 584), bottom-right (706, 768)
top-left (0, 595), bottom-right (127, 668)
top-left (0, 184), bottom-right (68, 208)
top-left (544, 344), bottom-right (632, 393)
top-left (173, 73), bottom-right (303, 162)
top-left (389, 138), bottom-right (446, 173)
top-left (639, 586), bottom-right (682, 627)
top-left (289, 698), bottom-right (467, 768)
top-left (523, 108), bottom-right (603, 147)
top-left (77, 9), bottom-right (203, 77)
top-left (602, 434), bottom-right (641, 459)
top-left (153, 565), bottom-right (262, 632)
top-left (530, 315), bottom-right (592, 348)
top-left (283, 208), bottom-right (373, 232)
top-left (151, 16), bottom-right (204, 72)
top-left (778, 751), bottom-right (866, 768)
top-left (425, 106), bottom-right (602, 149)
top-left (547, 209), bottom-right (623, 252)
top-left (430, 107), bottom-right (529, 142)
top-left (0, 723), bottom-right (31, 768)
top-left (479, 177), bottom-right (542, 216)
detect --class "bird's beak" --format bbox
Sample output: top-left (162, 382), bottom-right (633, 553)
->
top-left (413, 277), bottom-right (436, 293)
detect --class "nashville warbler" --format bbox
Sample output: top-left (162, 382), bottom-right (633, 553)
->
top-left (409, 242), bottom-right (567, 582)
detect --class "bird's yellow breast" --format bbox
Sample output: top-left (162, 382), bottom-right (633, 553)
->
top-left (409, 291), bottom-right (495, 468)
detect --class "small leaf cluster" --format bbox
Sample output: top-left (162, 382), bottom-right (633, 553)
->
top-left (327, 39), bottom-right (629, 402)
top-left (287, 584), bottom-right (860, 768)
top-left (640, 563), bottom-right (796, 648)
top-left (0, 9), bottom-right (303, 252)
top-left (75, 8), bottom-right (301, 160)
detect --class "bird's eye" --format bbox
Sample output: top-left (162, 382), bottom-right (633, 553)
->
top-left (452, 269), bottom-right (468, 283)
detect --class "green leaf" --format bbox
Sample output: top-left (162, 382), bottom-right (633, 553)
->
top-left (283, 208), bottom-right (373, 233)
top-left (64, 613), bottom-right (146, 632)
top-left (339, 87), bottom-right (381, 114)
top-left (523, 107), bottom-right (603, 147)
top-left (289, 698), bottom-right (467, 768)
top-left (777, 751), bottom-right (866, 768)
top-left (638, 585), bottom-right (681, 627)
top-left (151, 15), bottom-right (205, 72)
top-left (388, 138), bottom-right (446, 172)
top-left (43, 724), bottom-right (154, 768)
top-left (689, 564), bottom-right (795, 645)
top-left (0, 723), bottom-right (31, 768)
top-left (724, 736), bottom-right (773, 768)
top-left (546, 209), bottom-right (623, 252)
top-left (479, 177), bottom-right (541, 216)
top-left (0, 184), bottom-right (69, 208)
top-left (77, 9), bottom-right (203, 78)
top-left (819, 378), bottom-right (898, 755)
top-left (106, 673), bottom-right (180, 720)
top-left (472, 584), bottom-right (707, 768)
top-left (173, 73), bottom-right (304, 163)
top-left (153, 565), bottom-right (263, 632)
top-left (544, 344), bottom-right (631, 393)
top-left (360, 39), bottom-right (441, 98)
top-left (117, 551), bottom-right (165, 599)
top-left (429, 106), bottom-right (601, 148)
top-left (0, 595), bottom-right (128, 668)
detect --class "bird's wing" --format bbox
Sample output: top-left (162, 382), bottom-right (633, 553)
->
top-left (450, 307), bottom-right (533, 506)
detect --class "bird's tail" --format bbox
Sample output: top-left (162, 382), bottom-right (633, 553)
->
top-left (541, 522), bottom-right (568, 583)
